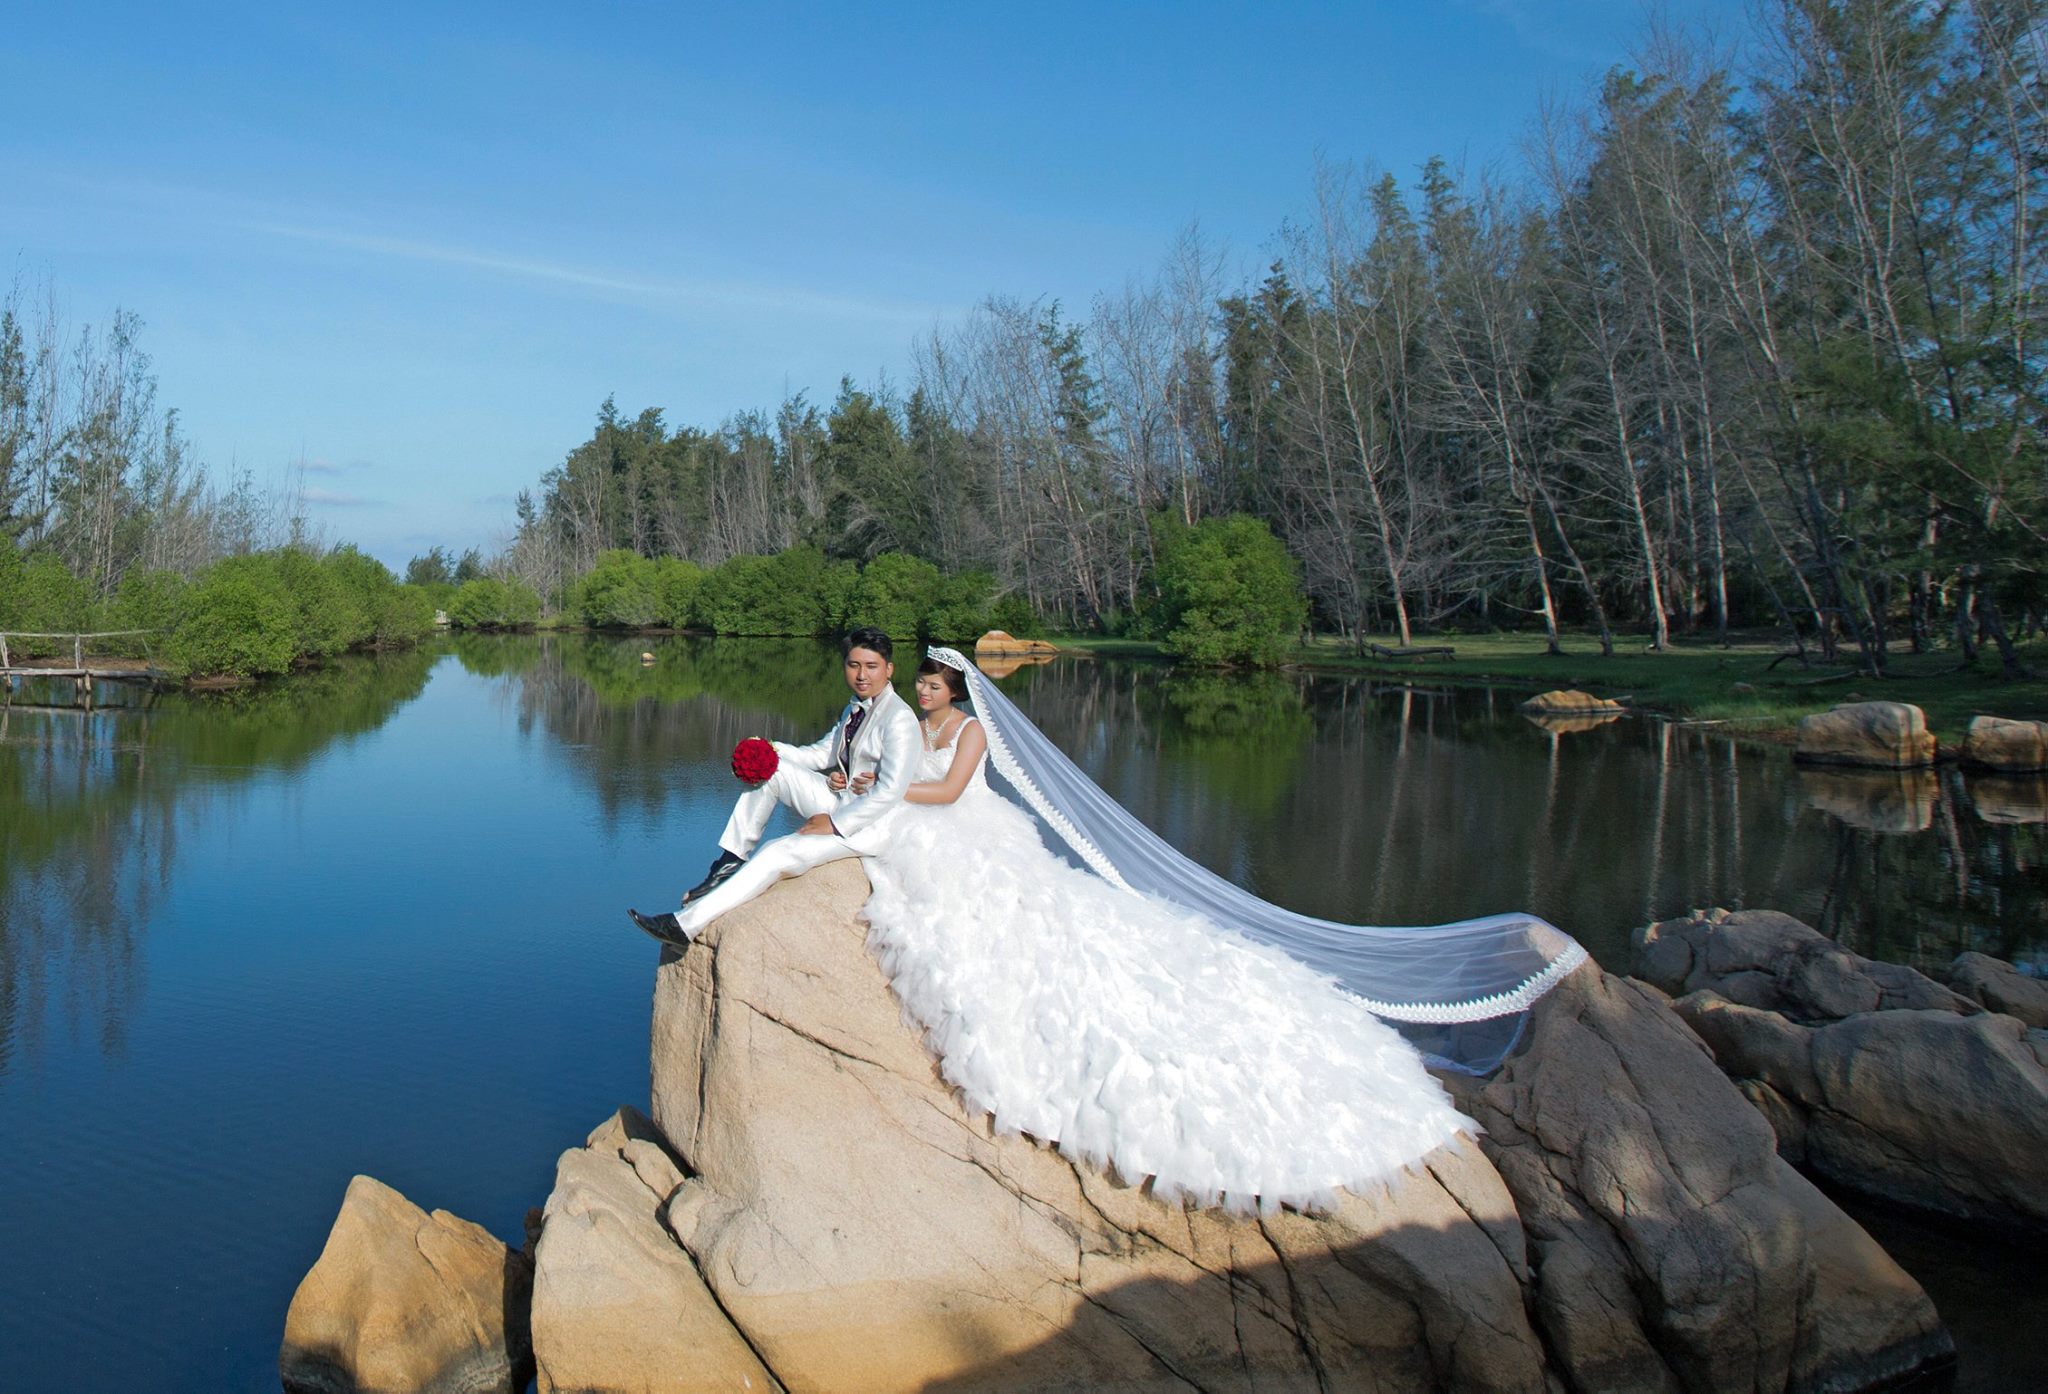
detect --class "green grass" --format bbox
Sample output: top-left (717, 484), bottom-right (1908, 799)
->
top-left (1283, 630), bottom-right (2048, 746)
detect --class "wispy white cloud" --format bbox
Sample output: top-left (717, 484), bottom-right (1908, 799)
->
top-left (245, 217), bottom-right (945, 326)
top-left (29, 168), bottom-right (952, 327)
top-left (304, 486), bottom-right (378, 507)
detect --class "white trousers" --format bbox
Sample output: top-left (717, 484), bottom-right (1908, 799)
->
top-left (682, 765), bottom-right (860, 934)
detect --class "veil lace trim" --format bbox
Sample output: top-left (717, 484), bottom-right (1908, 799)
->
top-left (925, 645), bottom-right (1587, 1054)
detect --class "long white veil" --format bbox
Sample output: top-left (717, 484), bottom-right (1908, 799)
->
top-left (927, 646), bottom-right (1588, 1073)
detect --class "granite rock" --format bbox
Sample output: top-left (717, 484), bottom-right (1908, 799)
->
top-left (280, 1175), bottom-right (533, 1394)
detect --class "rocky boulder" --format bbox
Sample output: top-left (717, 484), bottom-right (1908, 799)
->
top-left (1794, 701), bottom-right (1937, 768)
top-left (621, 860), bottom-right (1944, 1392)
top-left (1636, 911), bottom-right (2048, 1235)
top-left (1632, 908), bottom-right (1974, 1020)
top-left (529, 1108), bottom-right (774, 1394)
top-left (1961, 714), bottom-right (2048, 772)
top-left (1521, 688), bottom-right (1625, 715)
top-left (974, 629), bottom-right (1058, 657)
top-left (1941, 951), bottom-right (2048, 1029)
top-left (280, 1174), bottom-right (533, 1394)
top-left (1446, 967), bottom-right (1947, 1394)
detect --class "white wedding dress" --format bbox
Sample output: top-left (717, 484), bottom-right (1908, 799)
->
top-left (859, 719), bottom-right (1475, 1212)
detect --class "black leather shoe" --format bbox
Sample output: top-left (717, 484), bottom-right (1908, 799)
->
top-left (627, 907), bottom-right (693, 948)
top-left (681, 850), bottom-right (745, 906)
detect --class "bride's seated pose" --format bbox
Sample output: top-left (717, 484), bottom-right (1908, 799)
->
top-left (728, 645), bottom-right (1588, 1211)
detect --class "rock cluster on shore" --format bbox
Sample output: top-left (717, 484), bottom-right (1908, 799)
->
top-left (282, 864), bottom-right (1991, 1393)
top-left (1635, 909), bottom-right (2048, 1237)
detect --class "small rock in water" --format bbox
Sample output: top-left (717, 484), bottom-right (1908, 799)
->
top-left (280, 1174), bottom-right (533, 1394)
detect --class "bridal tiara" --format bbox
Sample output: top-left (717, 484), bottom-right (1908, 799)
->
top-left (926, 645), bottom-right (971, 673)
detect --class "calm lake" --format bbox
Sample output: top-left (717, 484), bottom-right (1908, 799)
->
top-left (1, 635), bottom-right (2041, 1391)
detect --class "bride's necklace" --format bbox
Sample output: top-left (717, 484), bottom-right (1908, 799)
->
top-left (921, 711), bottom-right (962, 751)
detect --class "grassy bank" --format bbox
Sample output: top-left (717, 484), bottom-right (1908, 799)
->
top-left (1299, 633), bottom-right (2048, 745)
top-left (1053, 630), bottom-right (2048, 746)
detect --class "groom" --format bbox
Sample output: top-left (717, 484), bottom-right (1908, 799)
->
top-left (627, 626), bottom-right (921, 947)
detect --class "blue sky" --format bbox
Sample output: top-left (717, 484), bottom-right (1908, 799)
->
top-left (2, 1), bottom-right (1731, 569)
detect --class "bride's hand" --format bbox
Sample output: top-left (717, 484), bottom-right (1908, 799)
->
top-left (827, 769), bottom-right (848, 791)
top-left (849, 771), bottom-right (875, 794)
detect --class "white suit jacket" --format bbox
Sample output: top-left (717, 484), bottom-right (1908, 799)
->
top-left (771, 683), bottom-right (920, 843)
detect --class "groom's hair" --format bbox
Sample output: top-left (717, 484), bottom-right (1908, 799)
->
top-left (842, 626), bottom-right (893, 661)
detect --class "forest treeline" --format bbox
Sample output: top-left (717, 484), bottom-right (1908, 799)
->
top-left (5, 1), bottom-right (2042, 681)
top-left (0, 281), bottom-right (442, 675)
top-left (497, 0), bottom-right (2045, 677)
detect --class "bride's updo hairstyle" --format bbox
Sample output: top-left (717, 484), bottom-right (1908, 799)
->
top-left (916, 655), bottom-right (969, 704)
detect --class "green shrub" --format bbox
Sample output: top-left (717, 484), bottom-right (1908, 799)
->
top-left (448, 576), bottom-right (541, 630)
top-left (166, 556), bottom-right (298, 678)
top-left (374, 584), bottom-right (439, 643)
top-left (926, 569), bottom-right (997, 640)
top-left (108, 569), bottom-right (188, 653)
top-left (1153, 514), bottom-right (1306, 667)
top-left (571, 549), bottom-right (661, 628)
top-left (0, 536), bottom-right (21, 625)
top-left (818, 558), bottom-right (859, 632)
top-left (852, 552), bottom-right (942, 637)
top-left (699, 546), bottom-right (841, 635)
top-left (652, 557), bottom-right (706, 628)
top-left (270, 547), bottom-right (371, 657)
top-left (322, 546), bottom-right (435, 647)
top-left (0, 552), bottom-right (93, 654)
top-left (986, 591), bottom-right (1044, 639)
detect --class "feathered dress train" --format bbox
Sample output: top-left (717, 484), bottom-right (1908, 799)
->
top-left (859, 729), bottom-right (1474, 1211)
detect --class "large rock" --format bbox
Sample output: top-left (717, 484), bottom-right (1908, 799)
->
top-left (1939, 951), bottom-right (2048, 1030)
top-left (1446, 967), bottom-right (1947, 1394)
top-left (1520, 688), bottom-right (1624, 715)
top-left (281, 1175), bottom-right (533, 1394)
top-left (529, 1107), bottom-right (774, 1394)
top-left (1632, 908), bottom-right (1974, 1020)
top-left (650, 859), bottom-right (1547, 1392)
top-left (1637, 911), bottom-right (2048, 1235)
top-left (974, 630), bottom-right (1058, 657)
top-left (1794, 700), bottom-right (1937, 768)
top-left (628, 860), bottom-right (1943, 1393)
top-left (1961, 714), bottom-right (2048, 772)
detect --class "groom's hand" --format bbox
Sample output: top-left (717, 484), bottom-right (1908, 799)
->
top-left (798, 814), bottom-right (838, 837)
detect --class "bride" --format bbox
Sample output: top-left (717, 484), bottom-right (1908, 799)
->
top-left (853, 645), bottom-right (1585, 1212)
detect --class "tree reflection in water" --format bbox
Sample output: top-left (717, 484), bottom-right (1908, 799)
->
top-left (980, 665), bottom-right (2045, 974)
top-left (0, 650), bottom-right (437, 1075)
top-left (17, 634), bottom-right (2033, 1085)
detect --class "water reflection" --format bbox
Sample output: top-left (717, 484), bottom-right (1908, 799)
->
top-left (17, 638), bottom-right (2036, 1079)
top-left (453, 635), bottom-right (848, 823)
top-left (497, 640), bottom-right (2044, 974)
top-left (1968, 775), bottom-right (2048, 826)
top-left (0, 650), bottom-right (436, 1075)
top-left (991, 666), bottom-right (2045, 974)
top-left (1798, 767), bottom-right (1939, 834)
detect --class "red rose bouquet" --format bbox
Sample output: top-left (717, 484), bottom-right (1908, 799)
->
top-left (731, 737), bottom-right (779, 785)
